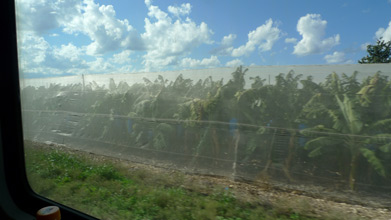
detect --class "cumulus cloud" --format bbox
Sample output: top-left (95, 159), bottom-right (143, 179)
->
top-left (62, 0), bottom-right (144, 55)
top-left (15, 0), bottom-right (145, 59)
top-left (221, 34), bottom-right (236, 46)
top-left (375, 21), bottom-right (391, 42)
top-left (17, 32), bottom-right (124, 76)
top-left (293, 14), bottom-right (340, 56)
top-left (225, 59), bottom-right (243, 67)
top-left (17, 33), bottom-right (89, 75)
top-left (231, 19), bottom-right (281, 57)
top-left (168, 3), bottom-right (192, 17)
top-left (18, 34), bottom-right (50, 65)
top-left (15, 0), bottom-right (81, 35)
top-left (145, 0), bottom-right (152, 7)
top-left (180, 56), bottom-right (220, 68)
top-left (324, 51), bottom-right (346, 63)
top-left (88, 57), bottom-right (115, 72)
top-left (16, 0), bottom-right (144, 76)
top-left (210, 34), bottom-right (236, 55)
top-left (52, 43), bottom-right (83, 62)
top-left (142, 2), bottom-right (213, 71)
top-left (16, 0), bottom-right (144, 57)
top-left (110, 50), bottom-right (132, 64)
top-left (45, 51), bottom-right (88, 71)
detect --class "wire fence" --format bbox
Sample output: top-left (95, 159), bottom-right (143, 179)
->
top-left (22, 109), bottom-right (391, 194)
top-left (20, 68), bottom-right (391, 207)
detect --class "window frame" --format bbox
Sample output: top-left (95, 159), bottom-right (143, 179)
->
top-left (0, 1), bottom-right (97, 219)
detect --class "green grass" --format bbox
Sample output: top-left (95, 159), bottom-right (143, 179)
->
top-left (24, 142), bottom-right (317, 220)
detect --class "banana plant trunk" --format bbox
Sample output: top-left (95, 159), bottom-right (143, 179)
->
top-left (283, 130), bottom-right (296, 182)
top-left (262, 128), bottom-right (277, 175)
top-left (211, 127), bottom-right (220, 158)
top-left (349, 153), bottom-right (359, 190)
top-left (232, 129), bottom-right (240, 180)
top-left (184, 129), bottom-right (189, 154)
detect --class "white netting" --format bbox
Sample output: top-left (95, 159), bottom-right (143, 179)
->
top-left (21, 66), bottom-right (391, 205)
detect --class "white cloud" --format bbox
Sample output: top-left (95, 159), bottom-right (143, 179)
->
top-left (16, 0), bottom-right (143, 76)
top-left (168, 3), bottom-right (192, 17)
top-left (221, 34), bottom-right (237, 46)
top-left (210, 34), bottom-right (236, 55)
top-left (145, 0), bottom-right (152, 7)
top-left (15, 0), bottom-right (81, 35)
top-left (63, 0), bottom-right (144, 55)
top-left (110, 50), bottom-right (132, 64)
top-left (375, 21), bottom-right (391, 42)
top-left (225, 59), bottom-right (243, 67)
top-left (18, 34), bottom-right (50, 65)
top-left (231, 19), bottom-right (281, 57)
top-left (361, 42), bottom-right (370, 51)
top-left (17, 32), bottom-right (121, 76)
top-left (53, 43), bottom-right (83, 62)
top-left (180, 56), bottom-right (220, 68)
top-left (285, 37), bottom-right (297, 44)
top-left (115, 65), bottom-right (133, 73)
top-left (88, 57), bottom-right (115, 73)
top-left (141, 2), bottom-right (213, 71)
top-left (17, 34), bottom-right (91, 76)
top-left (324, 51), bottom-right (346, 64)
top-left (293, 14), bottom-right (340, 56)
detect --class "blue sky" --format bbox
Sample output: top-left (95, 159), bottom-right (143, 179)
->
top-left (15, 0), bottom-right (391, 78)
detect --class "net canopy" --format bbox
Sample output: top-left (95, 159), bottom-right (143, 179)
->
top-left (21, 65), bottom-right (391, 205)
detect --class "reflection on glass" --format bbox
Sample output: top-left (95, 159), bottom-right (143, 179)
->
top-left (16, 0), bottom-right (391, 219)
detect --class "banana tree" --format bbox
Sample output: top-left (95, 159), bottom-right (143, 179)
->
top-left (255, 71), bottom-right (312, 182)
top-left (184, 67), bottom-right (248, 168)
top-left (301, 73), bottom-right (391, 190)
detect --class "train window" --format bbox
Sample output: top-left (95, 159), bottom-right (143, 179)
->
top-left (14, 0), bottom-right (391, 219)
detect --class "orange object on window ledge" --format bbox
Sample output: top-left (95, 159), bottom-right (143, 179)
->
top-left (36, 206), bottom-right (61, 220)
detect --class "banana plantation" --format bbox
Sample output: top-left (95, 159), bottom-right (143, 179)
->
top-left (21, 66), bottom-right (391, 192)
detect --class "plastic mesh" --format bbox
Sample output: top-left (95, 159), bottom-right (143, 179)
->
top-left (20, 66), bottom-right (391, 205)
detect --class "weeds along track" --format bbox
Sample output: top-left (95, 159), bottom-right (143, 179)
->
top-left (25, 140), bottom-right (391, 220)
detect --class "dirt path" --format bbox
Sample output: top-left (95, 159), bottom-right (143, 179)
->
top-left (28, 141), bottom-right (391, 220)
top-left (185, 175), bottom-right (391, 220)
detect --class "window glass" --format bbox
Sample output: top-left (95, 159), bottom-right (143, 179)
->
top-left (16, 0), bottom-right (391, 219)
